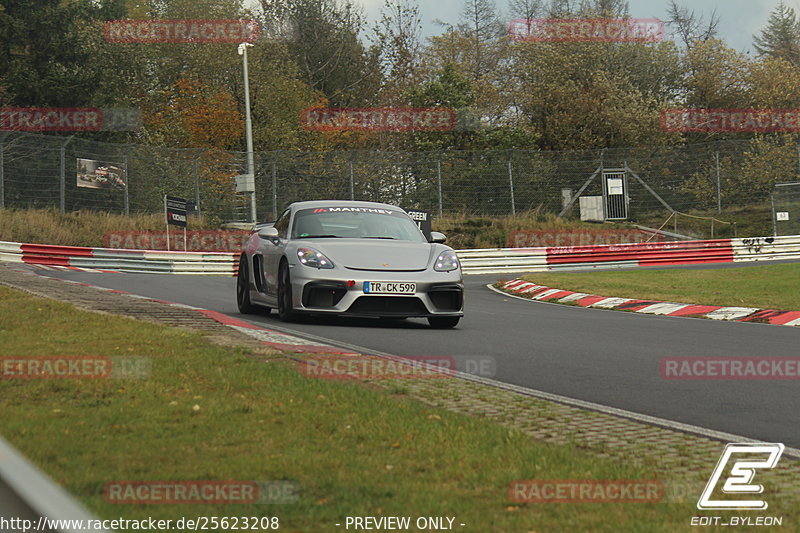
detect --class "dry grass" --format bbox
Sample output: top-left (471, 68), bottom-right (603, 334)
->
top-left (0, 208), bottom-right (217, 247)
top-left (0, 204), bottom-right (774, 251)
top-left (434, 207), bottom-right (630, 249)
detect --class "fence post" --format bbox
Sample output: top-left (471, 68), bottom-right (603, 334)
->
top-left (59, 136), bottom-right (74, 213)
top-left (0, 140), bottom-right (4, 210)
top-left (349, 151), bottom-right (355, 200)
top-left (193, 150), bottom-right (200, 217)
top-left (123, 154), bottom-right (129, 216)
top-left (59, 143), bottom-right (66, 213)
top-left (508, 149), bottom-right (516, 216)
top-left (715, 150), bottom-right (722, 213)
top-left (437, 150), bottom-right (443, 216)
top-left (770, 189), bottom-right (778, 237)
top-left (272, 152), bottom-right (278, 219)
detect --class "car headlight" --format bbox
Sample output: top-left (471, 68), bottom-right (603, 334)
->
top-left (297, 247), bottom-right (334, 269)
top-left (434, 250), bottom-right (459, 272)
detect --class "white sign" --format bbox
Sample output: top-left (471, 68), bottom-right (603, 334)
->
top-left (776, 211), bottom-right (790, 221)
top-left (235, 174), bottom-right (255, 193)
top-left (607, 178), bottom-right (624, 195)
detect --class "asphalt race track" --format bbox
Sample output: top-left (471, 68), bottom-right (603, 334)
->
top-left (35, 268), bottom-right (800, 448)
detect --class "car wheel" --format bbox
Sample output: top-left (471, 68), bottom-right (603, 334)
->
top-left (236, 255), bottom-right (258, 314)
top-left (277, 261), bottom-right (297, 322)
top-left (427, 316), bottom-right (460, 329)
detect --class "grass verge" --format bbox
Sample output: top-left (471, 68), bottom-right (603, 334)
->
top-left (0, 208), bottom-right (217, 248)
top-left (0, 284), bottom-right (710, 532)
top-left (521, 263), bottom-right (800, 310)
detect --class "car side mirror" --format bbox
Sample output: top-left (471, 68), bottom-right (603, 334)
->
top-left (257, 226), bottom-right (279, 241)
top-left (430, 231), bottom-right (447, 244)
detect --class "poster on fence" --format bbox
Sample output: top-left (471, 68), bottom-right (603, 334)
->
top-left (77, 158), bottom-right (127, 190)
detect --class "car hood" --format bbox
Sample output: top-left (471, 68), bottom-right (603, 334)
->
top-left (307, 240), bottom-right (435, 271)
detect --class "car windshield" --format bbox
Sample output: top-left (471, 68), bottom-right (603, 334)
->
top-left (291, 207), bottom-right (426, 242)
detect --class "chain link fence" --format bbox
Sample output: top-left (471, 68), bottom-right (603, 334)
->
top-left (2, 131), bottom-right (800, 223)
top-left (772, 182), bottom-right (800, 236)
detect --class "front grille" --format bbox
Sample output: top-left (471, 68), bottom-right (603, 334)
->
top-left (347, 296), bottom-right (428, 316)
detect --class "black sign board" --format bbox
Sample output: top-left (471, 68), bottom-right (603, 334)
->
top-left (165, 195), bottom-right (188, 228)
top-left (404, 208), bottom-right (432, 241)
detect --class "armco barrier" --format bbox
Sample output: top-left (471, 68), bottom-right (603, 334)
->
top-left (457, 235), bottom-right (800, 274)
top-left (0, 436), bottom-right (112, 533)
top-left (1, 236), bottom-right (799, 275)
top-left (0, 241), bottom-right (237, 275)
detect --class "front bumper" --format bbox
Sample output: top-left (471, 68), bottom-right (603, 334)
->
top-left (288, 264), bottom-right (464, 318)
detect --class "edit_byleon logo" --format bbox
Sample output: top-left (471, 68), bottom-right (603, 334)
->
top-left (697, 443), bottom-right (784, 510)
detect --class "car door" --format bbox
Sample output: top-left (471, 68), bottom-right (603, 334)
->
top-left (262, 208), bottom-right (291, 299)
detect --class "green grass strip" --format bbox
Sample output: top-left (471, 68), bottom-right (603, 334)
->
top-left (0, 285), bottom-right (739, 531)
top-left (522, 263), bottom-right (800, 310)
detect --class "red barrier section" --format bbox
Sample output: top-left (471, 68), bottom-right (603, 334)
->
top-left (20, 243), bottom-right (94, 266)
top-left (546, 239), bottom-right (734, 267)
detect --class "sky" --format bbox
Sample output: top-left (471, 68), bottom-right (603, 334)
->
top-left (352, 0), bottom-right (800, 53)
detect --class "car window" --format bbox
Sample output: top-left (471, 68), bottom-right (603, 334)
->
top-left (274, 209), bottom-right (291, 239)
top-left (291, 206), bottom-right (425, 242)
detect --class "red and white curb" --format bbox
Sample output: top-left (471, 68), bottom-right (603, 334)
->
top-left (496, 279), bottom-right (800, 327)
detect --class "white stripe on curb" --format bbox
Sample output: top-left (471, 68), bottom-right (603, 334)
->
top-left (558, 293), bottom-right (590, 303)
top-left (637, 303), bottom-right (690, 315)
top-left (591, 297), bottom-right (633, 309)
top-left (705, 307), bottom-right (761, 320)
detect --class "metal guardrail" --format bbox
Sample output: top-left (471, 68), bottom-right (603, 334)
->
top-left (1, 236), bottom-right (800, 276)
top-left (0, 241), bottom-right (237, 275)
top-left (455, 248), bottom-right (548, 274)
top-left (457, 234), bottom-right (800, 274)
top-left (0, 436), bottom-right (112, 533)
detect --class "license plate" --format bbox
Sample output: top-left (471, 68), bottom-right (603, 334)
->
top-left (363, 281), bottom-right (416, 294)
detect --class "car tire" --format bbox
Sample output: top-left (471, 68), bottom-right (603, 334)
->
top-left (427, 316), bottom-right (460, 329)
top-left (236, 255), bottom-right (259, 314)
top-left (277, 261), bottom-right (297, 322)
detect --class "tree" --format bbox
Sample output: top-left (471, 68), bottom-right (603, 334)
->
top-left (666, 1), bottom-right (719, 50)
top-left (753, 1), bottom-right (800, 66)
top-left (681, 38), bottom-right (750, 109)
top-left (260, 0), bottom-right (381, 106)
top-left (372, 0), bottom-right (423, 103)
top-left (578, 0), bottom-right (628, 17)
top-left (748, 55), bottom-right (800, 108)
top-left (142, 77), bottom-right (243, 149)
top-left (0, 0), bottom-right (117, 107)
top-left (508, 0), bottom-right (543, 23)
top-left (458, 0), bottom-right (504, 82)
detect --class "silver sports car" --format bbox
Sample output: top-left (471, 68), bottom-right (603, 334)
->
top-left (236, 201), bottom-right (464, 328)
